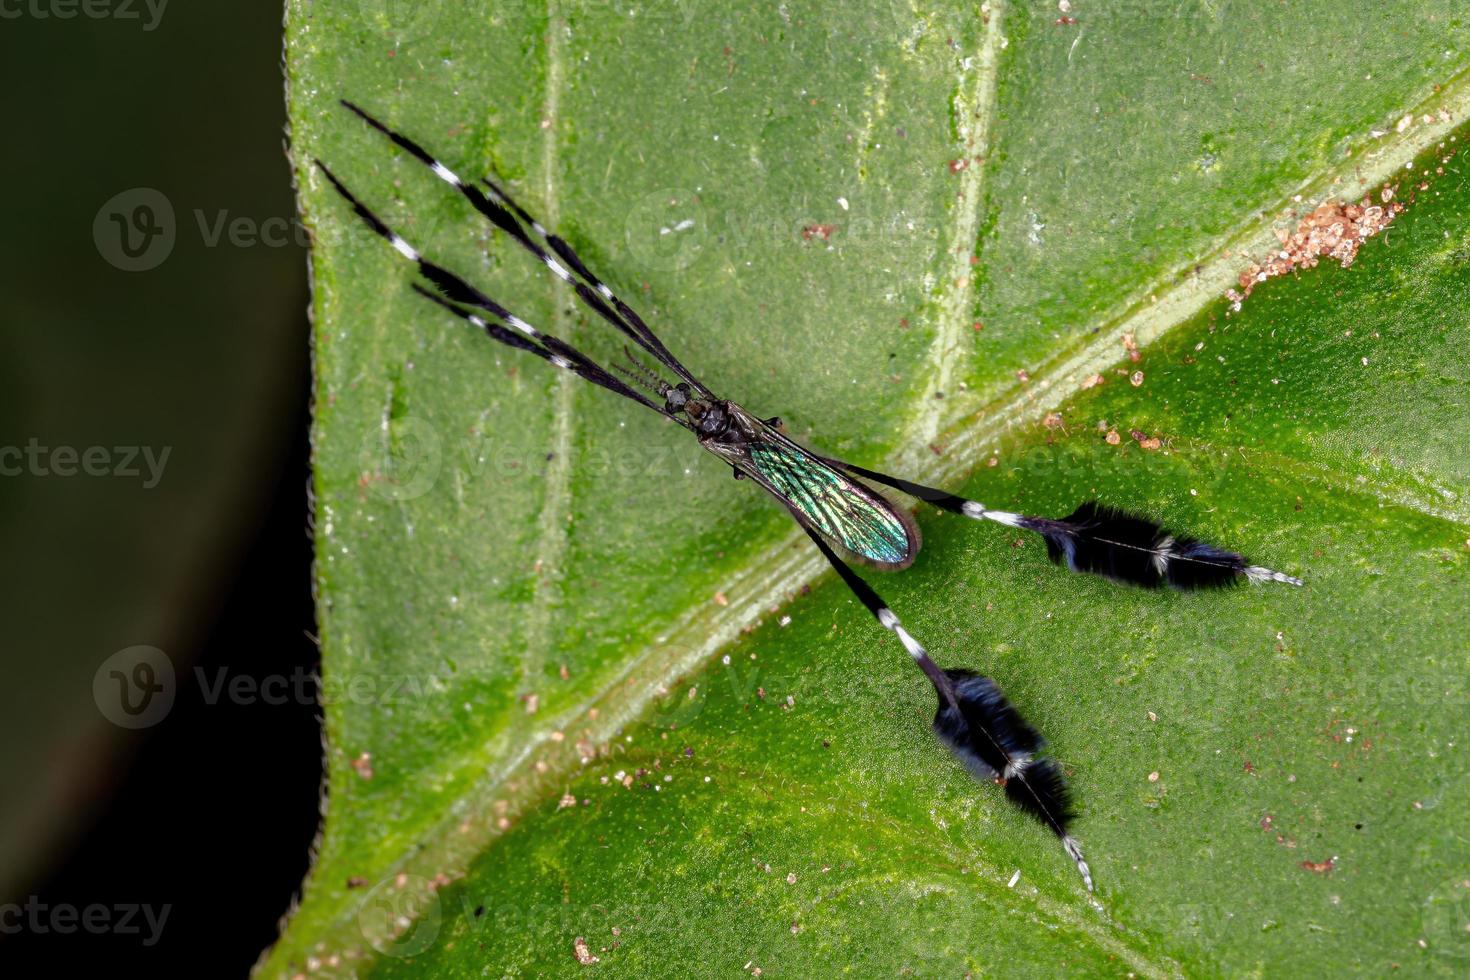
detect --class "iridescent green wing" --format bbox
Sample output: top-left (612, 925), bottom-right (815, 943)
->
top-left (746, 441), bottom-right (916, 567)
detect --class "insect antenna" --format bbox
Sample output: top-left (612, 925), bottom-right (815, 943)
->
top-left (338, 99), bottom-right (715, 400)
top-left (797, 521), bottom-right (1094, 892)
top-left (612, 346), bottom-right (678, 398)
top-left (314, 159), bottom-right (681, 422)
top-left (823, 459), bottom-right (1303, 590)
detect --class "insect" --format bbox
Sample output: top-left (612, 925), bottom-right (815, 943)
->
top-left (316, 100), bottom-right (1303, 892)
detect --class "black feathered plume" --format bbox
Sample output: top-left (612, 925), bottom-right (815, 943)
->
top-left (820, 463), bottom-right (1303, 590)
top-left (1020, 501), bottom-right (1303, 590)
top-left (796, 525), bottom-right (1095, 890)
top-left (932, 668), bottom-right (1092, 891)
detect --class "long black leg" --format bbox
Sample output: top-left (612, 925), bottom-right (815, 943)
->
top-left (409, 286), bottom-right (687, 422)
top-left (825, 459), bottom-right (1304, 590)
top-left (475, 173), bottom-right (709, 398)
top-left (315, 159), bottom-right (677, 421)
top-left (339, 100), bottom-right (715, 400)
top-left (798, 521), bottom-right (1093, 891)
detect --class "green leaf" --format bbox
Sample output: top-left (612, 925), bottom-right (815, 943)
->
top-left (272, 1), bottom-right (1470, 975)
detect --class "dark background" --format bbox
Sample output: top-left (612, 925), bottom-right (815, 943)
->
top-left (0, 2), bottom-right (321, 974)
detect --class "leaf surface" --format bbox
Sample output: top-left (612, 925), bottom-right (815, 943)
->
top-left (271, 2), bottom-right (1470, 975)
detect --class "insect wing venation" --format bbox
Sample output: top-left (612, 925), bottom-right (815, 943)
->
top-left (746, 440), bottom-right (916, 567)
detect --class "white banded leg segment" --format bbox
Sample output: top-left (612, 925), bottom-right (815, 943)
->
top-left (470, 313), bottom-right (569, 367)
top-left (474, 172), bottom-right (716, 398)
top-left (388, 234), bottom-right (420, 262)
top-left (959, 500), bottom-right (1024, 527)
top-left (818, 459), bottom-right (1029, 529)
top-left (369, 220), bottom-right (553, 350)
top-left (453, 308), bottom-right (567, 367)
top-left (502, 314), bottom-right (538, 339)
top-left (837, 461), bottom-right (1305, 591)
top-left (877, 607), bottom-right (928, 662)
top-left (480, 179), bottom-right (549, 237)
top-left (543, 256), bottom-right (574, 284)
top-left (797, 522), bottom-right (955, 699)
top-left (1062, 836), bottom-right (1094, 893)
top-left (430, 160), bottom-right (463, 187)
top-left (1151, 535), bottom-right (1175, 578)
top-left (825, 459), bottom-right (1303, 589)
top-left (405, 284), bottom-right (666, 416)
top-left (1246, 565), bottom-right (1305, 587)
top-left (339, 101), bottom-right (594, 295)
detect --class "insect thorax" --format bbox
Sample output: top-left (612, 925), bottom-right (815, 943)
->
top-left (690, 401), bottom-right (762, 455)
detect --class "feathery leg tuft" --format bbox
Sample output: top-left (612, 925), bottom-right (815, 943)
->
top-left (931, 670), bottom-right (1090, 890)
top-left (933, 669), bottom-right (1045, 774)
top-left (1023, 501), bottom-right (1302, 589)
top-left (799, 524), bottom-right (1093, 891)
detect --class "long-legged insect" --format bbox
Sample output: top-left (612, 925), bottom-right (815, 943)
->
top-left (316, 100), bottom-right (1303, 892)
